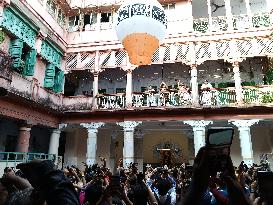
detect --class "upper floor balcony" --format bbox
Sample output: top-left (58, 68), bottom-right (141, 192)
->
top-left (66, 0), bottom-right (273, 50)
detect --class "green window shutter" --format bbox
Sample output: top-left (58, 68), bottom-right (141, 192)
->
top-left (23, 49), bottom-right (37, 76)
top-left (9, 39), bottom-right (23, 58)
top-left (44, 63), bottom-right (56, 88)
top-left (9, 39), bottom-right (24, 72)
top-left (53, 70), bottom-right (65, 93)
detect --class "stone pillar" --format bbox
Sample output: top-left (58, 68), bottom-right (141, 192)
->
top-left (92, 72), bottom-right (99, 108)
top-left (190, 64), bottom-right (199, 106)
top-left (48, 129), bottom-right (61, 155)
top-left (16, 125), bottom-right (32, 153)
top-left (184, 120), bottom-right (213, 156)
top-left (126, 69), bottom-right (133, 108)
top-left (117, 121), bottom-right (142, 168)
top-left (135, 129), bottom-right (144, 172)
top-left (224, 0), bottom-right (233, 30)
top-left (48, 124), bottom-right (67, 156)
top-left (230, 120), bottom-right (259, 167)
top-left (81, 122), bottom-right (105, 166)
top-left (233, 61), bottom-right (243, 104)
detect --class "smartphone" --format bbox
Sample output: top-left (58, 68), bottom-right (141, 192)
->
top-left (257, 171), bottom-right (273, 202)
top-left (205, 127), bottom-right (234, 175)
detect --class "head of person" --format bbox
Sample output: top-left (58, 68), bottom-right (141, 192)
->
top-left (156, 177), bottom-right (172, 196)
top-left (84, 183), bottom-right (103, 205)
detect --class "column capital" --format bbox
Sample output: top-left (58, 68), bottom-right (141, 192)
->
top-left (184, 120), bottom-right (213, 130)
top-left (117, 121), bottom-right (142, 132)
top-left (81, 122), bottom-right (105, 133)
top-left (19, 127), bottom-right (32, 132)
top-left (52, 129), bottom-right (61, 134)
top-left (229, 119), bottom-right (260, 129)
top-left (58, 123), bottom-right (67, 130)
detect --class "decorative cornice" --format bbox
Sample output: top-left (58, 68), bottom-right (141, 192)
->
top-left (117, 121), bottom-right (142, 132)
top-left (229, 119), bottom-right (260, 129)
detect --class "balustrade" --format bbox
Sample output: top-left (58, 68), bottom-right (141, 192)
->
top-left (70, 12), bottom-right (272, 34)
top-left (95, 87), bottom-right (273, 109)
top-left (96, 93), bottom-right (125, 109)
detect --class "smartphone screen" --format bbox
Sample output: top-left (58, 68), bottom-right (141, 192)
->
top-left (207, 127), bottom-right (234, 146)
top-left (206, 127), bottom-right (234, 174)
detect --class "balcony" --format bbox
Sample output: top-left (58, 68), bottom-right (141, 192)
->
top-left (94, 86), bottom-right (273, 110)
top-left (66, 12), bottom-right (272, 50)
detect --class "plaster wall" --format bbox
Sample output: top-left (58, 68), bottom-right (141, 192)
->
top-left (143, 131), bottom-right (189, 164)
top-left (34, 59), bottom-right (47, 86)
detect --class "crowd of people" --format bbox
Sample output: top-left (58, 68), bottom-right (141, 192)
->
top-left (0, 148), bottom-right (272, 205)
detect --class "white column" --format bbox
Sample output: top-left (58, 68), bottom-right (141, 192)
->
top-left (191, 64), bottom-right (199, 106)
top-left (233, 61), bottom-right (243, 104)
top-left (48, 129), bottom-right (61, 155)
top-left (207, 0), bottom-right (213, 31)
top-left (245, 0), bottom-right (252, 17)
top-left (184, 120), bottom-right (213, 155)
top-left (48, 124), bottom-right (67, 156)
top-left (230, 120), bottom-right (259, 167)
top-left (81, 122), bottom-right (104, 166)
top-left (126, 69), bottom-right (133, 108)
top-left (117, 121), bottom-right (142, 168)
top-left (266, 0), bottom-right (273, 12)
top-left (92, 72), bottom-right (99, 108)
top-left (224, 0), bottom-right (233, 30)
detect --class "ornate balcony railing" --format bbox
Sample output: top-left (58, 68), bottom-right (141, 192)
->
top-left (96, 93), bottom-right (125, 109)
top-left (68, 12), bottom-right (272, 35)
top-left (94, 86), bottom-right (273, 110)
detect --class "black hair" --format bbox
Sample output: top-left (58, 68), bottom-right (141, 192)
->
top-left (84, 183), bottom-right (103, 204)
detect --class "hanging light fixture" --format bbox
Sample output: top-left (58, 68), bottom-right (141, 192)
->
top-left (115, 0), bottom-right (167, 66)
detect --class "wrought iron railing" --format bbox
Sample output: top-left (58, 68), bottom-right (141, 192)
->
top-left (95, 86), bottom-right (273, 109)
top-left (0, 152), bottom-right (58, 169)
top-left (68, 12), bottom-right (272, 34)
top-left (96, 93), bottom-right (125, 109)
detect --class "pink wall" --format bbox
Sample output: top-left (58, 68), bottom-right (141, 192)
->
top-left (34, 59), bottom-right (47, 86)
